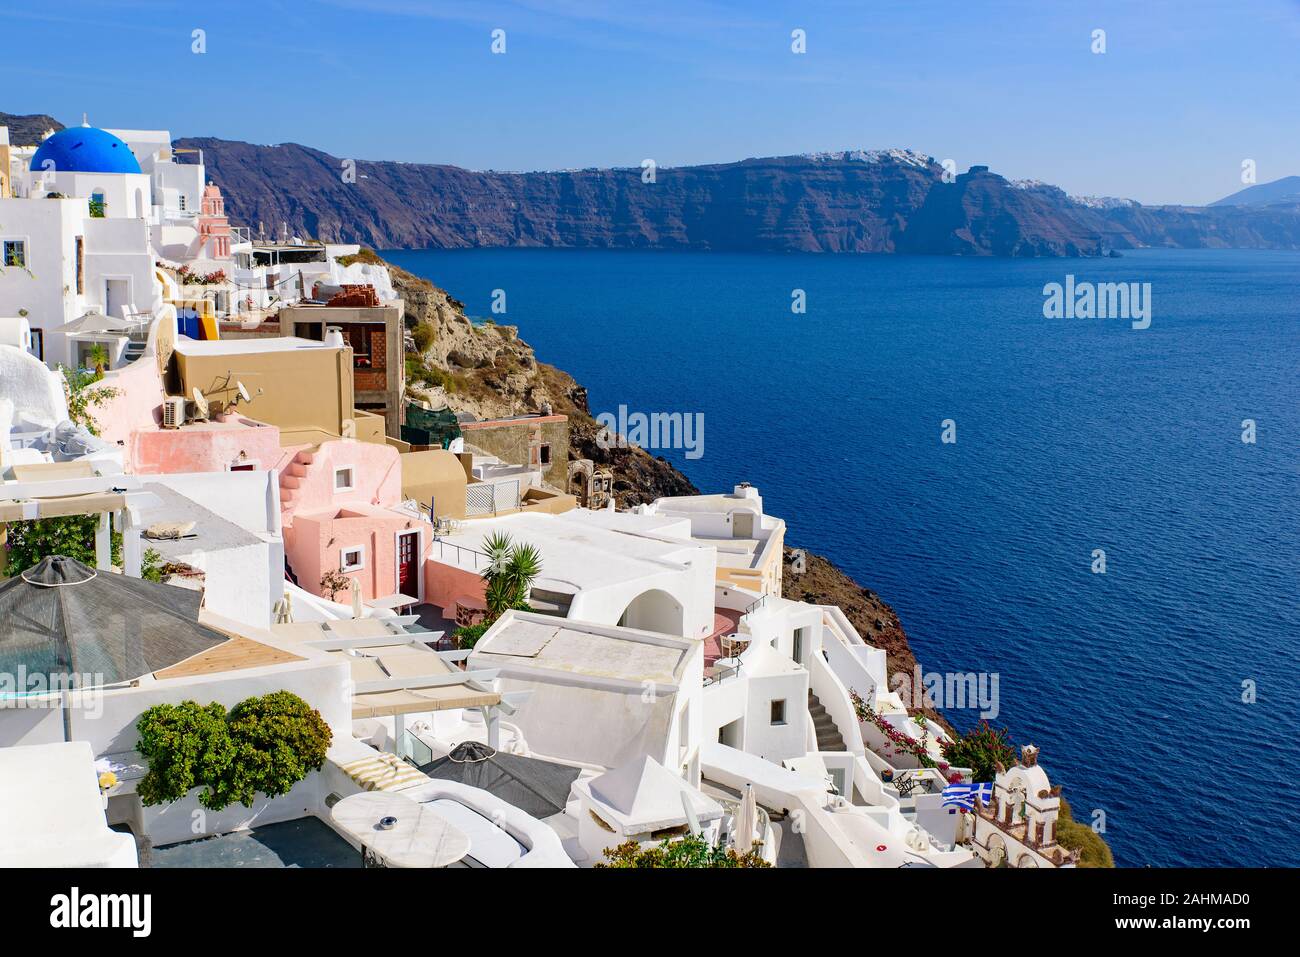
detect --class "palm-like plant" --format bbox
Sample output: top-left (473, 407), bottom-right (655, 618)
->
top-left (86, 343), bottom-right (110, 377)
top-left (479, 532), bottom-right (542, 617)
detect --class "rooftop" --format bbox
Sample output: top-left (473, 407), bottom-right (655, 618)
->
top-left (472, 611), bottom-right (696, 688)
top-left (431, 510), bottom-right (703, 593)
top-left (137, 482), bottom-right (263, 559)
top-left (172, 336), bottom-right (338, 356)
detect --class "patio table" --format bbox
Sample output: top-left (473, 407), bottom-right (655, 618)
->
top-left (330, 791), bottom-right (471, 868)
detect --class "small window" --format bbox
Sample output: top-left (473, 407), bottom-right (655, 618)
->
top-left (340, 547), bottom-right (364, 572)
top-left (2, 240), bottom-right (26, 268)
top-left (334, 467), bottom-right (354, 491)
top-left (30, 328), bottom-right (43, 360)
top-left (538, 443), bottom-right (552, 466)
top-left (770, 699), bottom-right (787, 726)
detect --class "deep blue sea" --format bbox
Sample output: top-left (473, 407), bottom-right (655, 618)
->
top-left (384, 247), bottom-right (1300, 867)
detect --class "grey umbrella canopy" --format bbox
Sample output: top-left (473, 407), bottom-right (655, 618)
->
top-left (0, 556), bottom-right (228, 687)
top-left (50, 310), bottom-right (136, 336)
top-left (419, 741), bottom-right (581, 819)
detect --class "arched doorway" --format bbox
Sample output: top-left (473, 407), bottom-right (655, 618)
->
top-left (987, 834), bottom-right (1007, 868)
top-left (617, 588), bottom-right (685, 635)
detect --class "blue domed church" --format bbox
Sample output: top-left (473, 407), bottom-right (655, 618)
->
top-left (30, 125), bottom-right (143, 176)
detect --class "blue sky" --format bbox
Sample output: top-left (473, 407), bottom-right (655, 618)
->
top-left (3, 0), bottom-right (1298, 204)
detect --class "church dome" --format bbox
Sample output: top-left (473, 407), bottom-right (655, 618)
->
top-left (30, 126), bottom-right (142, 175)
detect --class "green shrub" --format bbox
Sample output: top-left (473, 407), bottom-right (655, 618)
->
top-left (1056, 796), bottom-right (1115, 868)
top-left (940, 721), bottom-right (1018, 782)
top-left (411, 323), bottom-right (435, 353)
top-left (135, 701), bottom-right (236, 809)
top-left (136, 692), bottom-right (332, 811)
top-left (3, 516), bottom-right (121, 576)
top-left (404, 356), bottom-right (456, 392)
top-left (596, 835), bottom-right (771, 868)
top-left (140, 547), bottom-right (164, 582)
top-left (60, 365), bottom-right (119, 436)
top-left (209, 691), bottom-right (332, 809)
top-left (454, 621), bottom-right (490, 650)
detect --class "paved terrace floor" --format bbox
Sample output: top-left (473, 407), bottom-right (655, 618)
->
top-left (703, 607), bottom-right (744, 666)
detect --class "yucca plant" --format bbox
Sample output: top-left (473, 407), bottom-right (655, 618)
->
top-left (479, 532), bottom-right (542, 618)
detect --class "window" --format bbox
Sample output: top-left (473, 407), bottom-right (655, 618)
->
top-left (538, 443), bottom-right (552, 466)
top-left (770, 699), bottom-right (787, 726)
top-left (340, 547), bottom-right (364, 572)
top-left (334, 467), bottom-right (354, 491)
top-left (30, 329), bottom-right (43, 360)
top-left (2, 239), bottom-right (26, 268)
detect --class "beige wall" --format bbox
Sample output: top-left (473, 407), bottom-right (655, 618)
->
top-left (400, 449), bottom-right (468, 520)
top-left (461, 415), bottom-right (570, 489)
top-left (279, 304), bottom-right (404, 437)
top-left (174, 347), bottom-right (352, 436)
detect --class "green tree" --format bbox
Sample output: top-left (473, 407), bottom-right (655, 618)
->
top-left (596, 835), bottom-right (771, 868)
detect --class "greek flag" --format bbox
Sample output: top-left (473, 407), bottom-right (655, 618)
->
top-left (941, 781), bottom-right (993, 810)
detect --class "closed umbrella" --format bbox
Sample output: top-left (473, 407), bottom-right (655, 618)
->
top-left (350, 577), bottom-right (363, 619)
top-left (734, 782), bottom-right (758, 856)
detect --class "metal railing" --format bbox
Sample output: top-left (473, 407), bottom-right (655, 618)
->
top-left (432, 538), bottom-right (492, 572)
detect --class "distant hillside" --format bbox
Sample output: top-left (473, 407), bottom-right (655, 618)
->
top-left (1211, 175), bottom-right (1300, 208)
top-left (0, 111), bottom-right (63, 145)
top-left (8, 104), bottom-right (1298, 256)
top-left (172, 137), bottom-right (1300, 256)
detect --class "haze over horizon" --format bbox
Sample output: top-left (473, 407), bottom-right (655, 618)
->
top-left (4, 0), bottom-right (1299, 206)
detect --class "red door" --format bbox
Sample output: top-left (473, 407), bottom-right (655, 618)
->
top-left (397, 531), bottom-right (419, 599)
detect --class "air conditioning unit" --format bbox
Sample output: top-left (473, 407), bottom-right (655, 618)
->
top-left (161, 395), bottom-right (186, 429)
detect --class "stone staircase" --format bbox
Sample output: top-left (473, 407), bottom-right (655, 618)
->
top-left (277, 448), bottom-right (315, 513)
top-left (808, 690), bottom-right (846, 752)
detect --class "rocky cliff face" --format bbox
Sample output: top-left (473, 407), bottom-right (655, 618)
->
top-left (176, 137), bottom-right (1300, 256)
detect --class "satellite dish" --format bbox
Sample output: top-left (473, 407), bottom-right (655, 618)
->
top-left (237, 381), bottom-right (251, 403)
top-left (191, 387), bottom-right (210, 421)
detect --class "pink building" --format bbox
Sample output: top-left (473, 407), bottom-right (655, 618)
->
top-left (278, 438), bottom-right (432, 604)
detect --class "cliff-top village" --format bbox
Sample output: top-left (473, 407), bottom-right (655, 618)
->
top-left (0, 120), bottom-right (1085, 870)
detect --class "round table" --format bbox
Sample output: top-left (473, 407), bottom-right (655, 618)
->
top-left (331, 791), bottom-right (472, 868)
